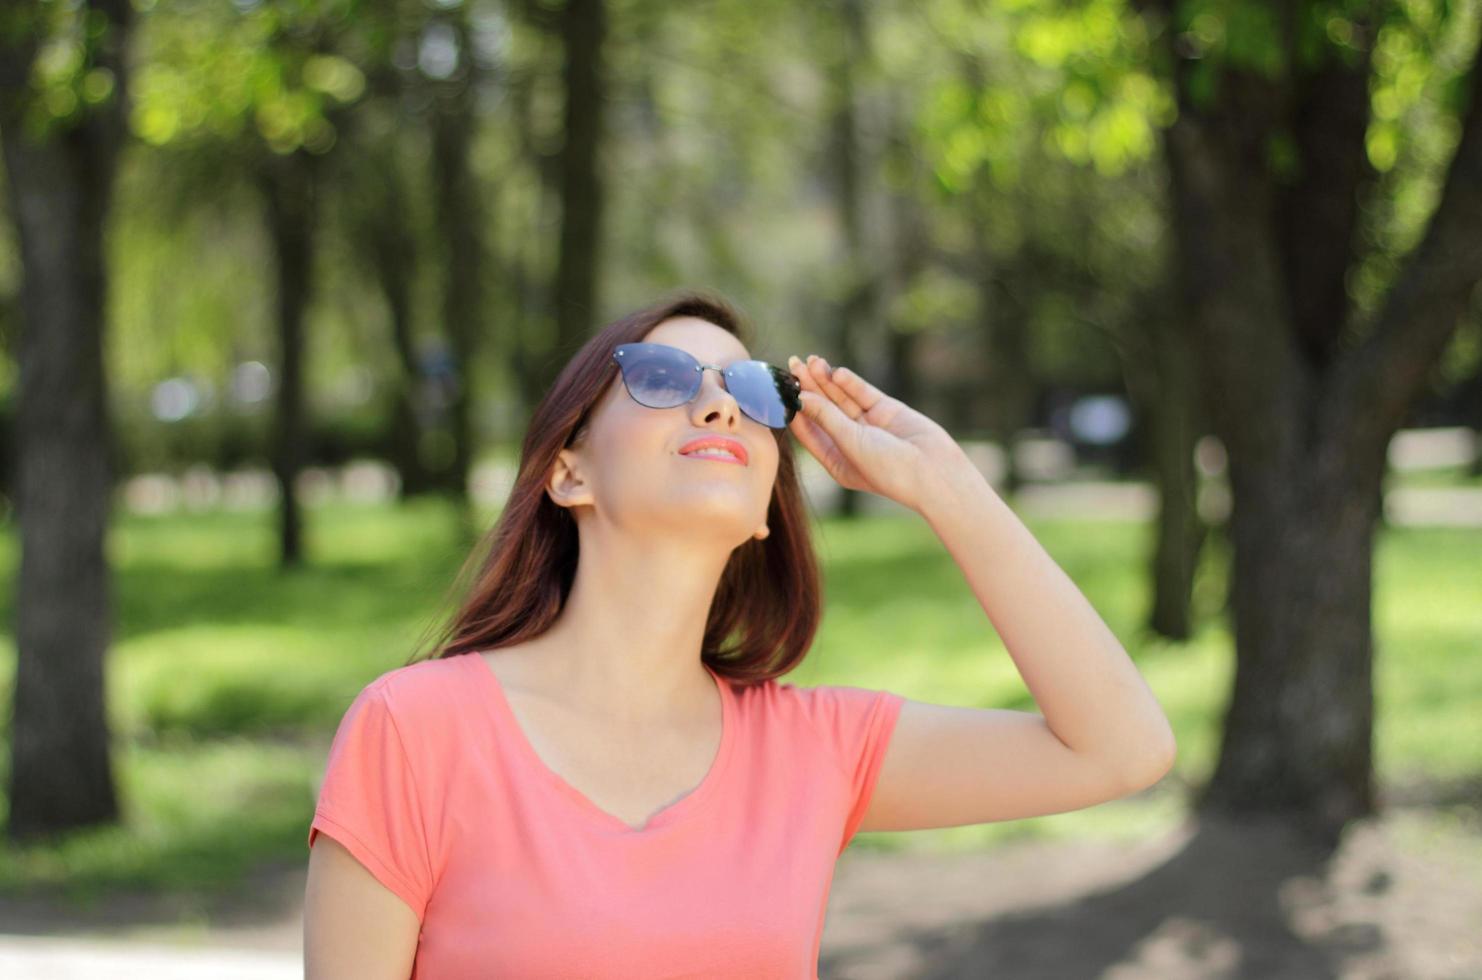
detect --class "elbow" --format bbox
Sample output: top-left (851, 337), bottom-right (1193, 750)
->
top-left (1121, 725), bottom-right (1177, 792)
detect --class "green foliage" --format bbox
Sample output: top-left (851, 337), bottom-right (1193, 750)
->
top-left (1349, 0), bottom-right (1480, 322)
top-left (887, 267), bottom-right (979, 336)
top-left (3, 0), bottom-right (125, 139)
top-left (918, 0), bottom-right (1169, 192)
top-left (130, 0), bottom-right (372, 153)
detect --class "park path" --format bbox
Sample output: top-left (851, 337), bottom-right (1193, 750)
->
top-left (0, 936), bottom-right (298, 978)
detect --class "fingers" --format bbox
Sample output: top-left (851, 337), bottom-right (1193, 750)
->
top-left (788, 354), bottom-right (818, 393)
top-left (795, 386), bottom-right (858, 449)
top-left (787, 406), bottom-right (834, 468)
top-left (823, 362), bottom-right (884, 415)
top-left (808, 355), bottom-right (866, 420)
top-left (789, 396), bottom-right (856, 487)
top-left (786, 353), bottom-right (863, 487)
top-left (789, 354), bottom-right (865, 421)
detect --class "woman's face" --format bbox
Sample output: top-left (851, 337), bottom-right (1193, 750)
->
top-left (551, 316), bottom-right (781, 547)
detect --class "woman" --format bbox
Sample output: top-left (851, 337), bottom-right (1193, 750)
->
top-left (303, 289), bottom-right (1176, 978)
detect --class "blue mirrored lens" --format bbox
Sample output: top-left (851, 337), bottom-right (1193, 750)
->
top-left (616, 345), bottom-right (695, 408)
top-left (725, 362), bottom-right (794, 428)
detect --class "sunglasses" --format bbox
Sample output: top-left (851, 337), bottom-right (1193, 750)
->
top-left (611, 342), bottom-right (803, 429)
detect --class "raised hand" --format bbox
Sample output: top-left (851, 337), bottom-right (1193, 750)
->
top-left (786, 354), bottom-right (969, 514)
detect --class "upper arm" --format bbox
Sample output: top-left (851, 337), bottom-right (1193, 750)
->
top-left (304, 830), bottom-right (421, 979)
top-left (856, 698), bottom-right (1176, 833)
top-left (303, 679), bottom-right (439, 976)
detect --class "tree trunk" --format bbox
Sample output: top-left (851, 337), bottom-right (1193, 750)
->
top-left (367, 177), bottom-right (434, 498)
top-left (502, 13), bottom-right (560, 419)
top-left (1142, 311), bottom-right (1205, 641)
top-left (259, 149), bottom-right (317, 568)
top-left (978, 261), bottom-right (1037, 500)
top-left (1145, 0), bottom-right (1482, 835)
top-left (1195, 434), bottom-right (1382, 834)
top-left (547, 0), bottom-right (606, 392)
top-left (429, 13), bottom-right (485, 518)
top-left (1116, 273), bottom-right (1207, 642)
top-left (1458, 350), bottom-right (1482, 477)
top-left (826, 0), bottom-right (878, 519)
top-left (343, 49), bottom-right (437, 498)
top-left (880, 81), bottom-right (926, 467)
top-left (1, 0), bottom-right (131, 841)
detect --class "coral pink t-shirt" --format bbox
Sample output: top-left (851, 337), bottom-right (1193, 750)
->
top-left (307, 652), bottom-right (906, 979)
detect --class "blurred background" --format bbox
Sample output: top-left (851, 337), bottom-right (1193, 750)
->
top-left (1, 0), bottom-right (1480, 976)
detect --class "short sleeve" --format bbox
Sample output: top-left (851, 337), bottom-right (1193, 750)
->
top-left (798, 684), bottom-right (907, 857)
top-left (308, 680), bottom-right (436, 920)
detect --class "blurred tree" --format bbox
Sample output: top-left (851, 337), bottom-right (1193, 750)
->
top-left (509, 0), bottom-right (608, 399)
top-left (129, 0), bottom-right (379, 567)
top-left (1134, 0), bottom-right (1482, 833)
top-left (330, 62), bottom-right (437, 498)
top-left (303, 0), bottom-right (504, 529)
top-left (0, 0), bottom-right (132, 840)
top-left (821, 0), bottom-right (881, 519)
top-left (879, 82), bottom-right (932, 430)
top-left (260, 140), bottom-right (319, 566)
top-left (1124, 274), bottom-right (1210, 641)
top-left (911, 0), bottom-right (1199, 633)
top-left (426, 1), bottom-right (488, 540)
top-left (551, 0), bottom-right (606, 388)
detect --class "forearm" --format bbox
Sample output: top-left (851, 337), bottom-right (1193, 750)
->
top-left (915, 457), bottom-right (1177, 785)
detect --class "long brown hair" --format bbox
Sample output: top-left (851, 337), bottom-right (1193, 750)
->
top-left (404, 288), bottom-right (822, 686)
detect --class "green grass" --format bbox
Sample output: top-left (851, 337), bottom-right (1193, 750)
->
top-left (0, 494), bottom-right (1477, 899)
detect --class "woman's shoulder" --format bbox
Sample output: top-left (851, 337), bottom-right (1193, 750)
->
top-left (742, 670), bottom-right (889, 704)
top-left (724, 672), bottom-right (902, 796)
top-left (731, 671), bottom-right (895, 731)
top-left (356, 654), bottom-right (477, 735)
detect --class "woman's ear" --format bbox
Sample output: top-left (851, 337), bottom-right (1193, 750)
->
top-left (752, 524), bottom-right (769, 541)
top-left (547, 448), bottom-right (596, 510)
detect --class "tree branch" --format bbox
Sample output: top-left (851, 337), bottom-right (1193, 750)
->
top-left (1329, 43), bottom-right (1482, 445)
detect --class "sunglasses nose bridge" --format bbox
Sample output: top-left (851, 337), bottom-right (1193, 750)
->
top-left (692, 363), bottom-right (741, 411)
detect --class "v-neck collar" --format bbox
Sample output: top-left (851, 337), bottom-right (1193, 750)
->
top-left (461, 651), bottom-right (736, 836)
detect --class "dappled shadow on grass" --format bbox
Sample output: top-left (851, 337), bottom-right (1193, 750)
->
top-left (0, 729), bottom-right (327, 941)
top-left (0, 788), bottom-right (316, 938)
top-left (816, 808), bottom-right (1472, 980)
top-left (3, 788), bottom-right (1478, 970)
top-left (0, 853), bottom-right (310, 942)
top-left (1378, 772), bottom-right (1482, 809)
top-left (905, 814), bottom-right (1346, 979)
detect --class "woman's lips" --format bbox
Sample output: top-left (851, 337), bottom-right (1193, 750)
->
top-left (677, 436), bottom-right (748, 465)
top-left (681, 451), bottom-right (746, 466)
